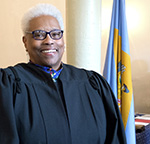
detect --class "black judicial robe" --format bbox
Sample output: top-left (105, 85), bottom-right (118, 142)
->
top-left (0, 63), bottom-right (126, 144)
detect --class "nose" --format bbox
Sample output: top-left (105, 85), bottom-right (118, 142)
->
top-left (43, 33), bottom-right (54, 45)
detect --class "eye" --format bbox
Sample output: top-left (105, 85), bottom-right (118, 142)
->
top-left (51, 31), bottom-right (62, 38)
top-left (34, 30), bottom-right (46, 38)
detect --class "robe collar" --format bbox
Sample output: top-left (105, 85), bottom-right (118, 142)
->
top-left (29, 61), bottom-right (63, 82)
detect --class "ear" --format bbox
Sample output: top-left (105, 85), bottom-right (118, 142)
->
top-left (22, 36), bottom-right (28, 52)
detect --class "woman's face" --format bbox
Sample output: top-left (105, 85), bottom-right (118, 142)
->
top-left (23, 15), bottom-right (65, 70)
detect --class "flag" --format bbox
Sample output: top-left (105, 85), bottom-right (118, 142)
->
top-left (103, 0), bottom-right (136, 143)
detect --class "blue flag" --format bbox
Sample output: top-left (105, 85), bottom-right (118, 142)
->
top-left (103, 0), bottom-right (136, 143)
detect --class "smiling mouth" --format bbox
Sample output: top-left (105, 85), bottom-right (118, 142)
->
top-left (42, 49), bottom-right (57, 53)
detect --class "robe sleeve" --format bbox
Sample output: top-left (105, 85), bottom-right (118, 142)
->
top-left (0, 69), bottom-right (19, 144)
top-left (89, 71), bottom-right (127, 144)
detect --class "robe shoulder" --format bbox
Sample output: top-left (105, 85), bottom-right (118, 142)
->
top-left (61, 64), bottom-right (113, 94)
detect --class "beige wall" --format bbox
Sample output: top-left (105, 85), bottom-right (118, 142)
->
top-left (0, 0), bottom-right (66, 68)
top-left (101, 0), bottom-right (150, 113)
top-left (0, 0), bottom-right (150, 113)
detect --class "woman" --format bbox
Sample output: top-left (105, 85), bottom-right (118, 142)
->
top-left (0, 3), bottom-right (126, 144)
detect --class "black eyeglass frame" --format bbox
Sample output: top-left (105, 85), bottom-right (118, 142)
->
top-left (26, 29), bottom-right (64, 40)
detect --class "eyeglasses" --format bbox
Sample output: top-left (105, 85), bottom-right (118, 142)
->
top-left (26, 29), bottom-right (63, 40)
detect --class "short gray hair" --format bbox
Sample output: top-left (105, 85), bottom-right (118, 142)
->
top-left (21, 3), bottom-right (64, 34)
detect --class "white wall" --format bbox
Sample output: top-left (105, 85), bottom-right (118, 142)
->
top-left (101, 0), bottom-right (150, 113)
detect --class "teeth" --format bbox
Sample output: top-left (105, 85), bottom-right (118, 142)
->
top-left (42, 50), bottom-right (56, 53)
